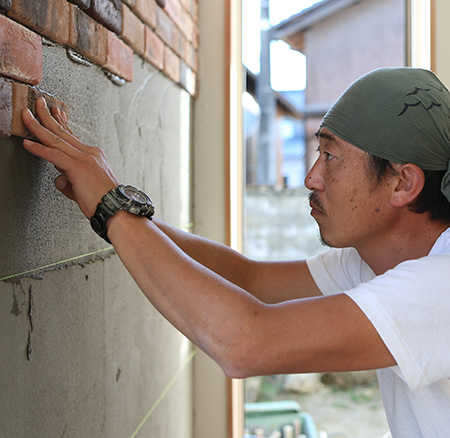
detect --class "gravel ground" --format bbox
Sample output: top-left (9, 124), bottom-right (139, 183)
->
top-left (246, 373), bottom-right (391, 438)
top-left (281, 384), bottom-right (390, 438)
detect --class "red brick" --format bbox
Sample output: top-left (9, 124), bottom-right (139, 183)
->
top-left (192, 22), bottom-right (199, 50)
top-left (134, 0), bottom-right (156, 28)
top-left (143, 27), bottom-right (164, 70)
top-left (184, 41), bottom-right (198, 72)
top-left (8, 0), bottom-right (70, 45)
top-left (69, 4), bottom-right (107, 66)
top-left (163, 46), bottom-right (180, 83)
top-left (170, 24), bottom-right (183, 57)
top-left (67, 0), bottom-right (90, 9)
top-left (12, 82), bottom-right (68, 138)
top-left (190, 0), bottom-right (198, 22)
top-left (0, 15), bottom-right (43, 85)
top-left (122, 4), bottom-right (145, 55)
top-left (179, 0), bottom-right (189, 12)
top-left (156, 7), bottom-right (174, 46)
top-left (87, 0), bottom-right (122, 34)
top-left (104, 31), bottom-right (133, 82)
top-left (0, 80), bottom-right (12, 137)
top-left (164, 0), bottom-right (183, 32)
top-left (0, 80), bottom-right (68, 139)
top-left (180, 8), bottom-right (194, 41)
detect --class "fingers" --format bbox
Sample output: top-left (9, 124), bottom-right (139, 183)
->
top-left (54, 174), bottom-right (76, 201)
top-left (24, 97), bottom-right (88, 154)
top-left (50, 105), bottom-right (77, 137)
top-left (21, 98), bottom-right (121, 218)
top-left (22, 136), bottom-right (77, 172)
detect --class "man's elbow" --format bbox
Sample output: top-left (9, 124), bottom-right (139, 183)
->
top-left (213, 337), bottom-right (268, 380)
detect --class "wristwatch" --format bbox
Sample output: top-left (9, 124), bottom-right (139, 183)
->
top-left (90, 184), bottom-right (155, 243)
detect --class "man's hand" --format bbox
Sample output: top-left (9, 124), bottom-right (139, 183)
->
top-left (21, 97), bottom-right (119, 219)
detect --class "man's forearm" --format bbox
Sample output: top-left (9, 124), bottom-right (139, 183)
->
top-left (107, 211), bottom-right (264, 377)
top-left (152, 218), bottom-right (251, 290)
top-left (152, 218), bottom-right (321, 303)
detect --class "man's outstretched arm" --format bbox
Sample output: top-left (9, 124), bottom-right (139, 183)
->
top-left (21, 98), bottom-right (396, 378)
top-left (153, 218), bottom-right (321, 303)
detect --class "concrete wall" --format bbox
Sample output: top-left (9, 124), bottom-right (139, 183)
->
top-left (244, 187), bottom-right (323, 262)
top-left (0, 40), bottom-right (194, 438)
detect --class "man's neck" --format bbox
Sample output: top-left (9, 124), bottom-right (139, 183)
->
top-left (357, 217), bottom-right (450, 275)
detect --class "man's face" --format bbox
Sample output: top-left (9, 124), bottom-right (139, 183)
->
top-left (305, 128), bottom-right (396, 251)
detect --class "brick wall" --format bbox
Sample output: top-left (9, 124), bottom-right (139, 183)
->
top-left (0, 0), bottom-right (199, 138)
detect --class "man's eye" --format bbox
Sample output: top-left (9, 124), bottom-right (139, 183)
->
top-left (323, 151), bottom-right (333, 161)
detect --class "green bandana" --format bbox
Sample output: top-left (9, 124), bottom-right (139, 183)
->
top-left (320, 67), bottom-right (450, 203)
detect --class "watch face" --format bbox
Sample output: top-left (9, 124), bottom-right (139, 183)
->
top-left (119, 185), bottom-right (150, 204)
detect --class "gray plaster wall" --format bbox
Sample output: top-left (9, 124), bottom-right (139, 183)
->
top-left (244, 187), bottom-right (324, 261)
top-left (0, 43), bottom-right (193, 437)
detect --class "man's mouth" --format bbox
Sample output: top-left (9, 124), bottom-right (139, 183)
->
top-left (308, 192), bottom-right (324, 215)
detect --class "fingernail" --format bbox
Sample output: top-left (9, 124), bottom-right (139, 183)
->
top-left (37, 96), bottom-right (48, 108)
top-left (24, 108), bottom-right (35, 119)
top-left (55, 175), bottom-right (68, 190)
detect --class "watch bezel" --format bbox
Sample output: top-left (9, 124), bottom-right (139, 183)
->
top-left (118, 185), bottom-right (152, 205)
top-left (90, 185), bottom-right (155, 243)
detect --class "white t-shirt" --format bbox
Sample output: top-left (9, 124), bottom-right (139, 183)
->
top-left (306, 228), bottom-right (450, 438)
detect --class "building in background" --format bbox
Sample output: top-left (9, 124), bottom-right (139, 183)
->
top-left (246, 0), bottom-right (406, 190)
top-left (272, 0), bottom-right (406, 170)
top-left (244, 70), bottom-right (305, 189)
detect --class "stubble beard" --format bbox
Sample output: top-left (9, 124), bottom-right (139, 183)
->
top-left (309, 192), bottom-right (333, 248)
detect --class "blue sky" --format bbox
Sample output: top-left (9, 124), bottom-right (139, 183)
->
top-left (242, 0), bottom-right (323, 90)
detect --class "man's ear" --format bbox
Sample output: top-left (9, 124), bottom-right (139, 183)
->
top-left (389, 163), bottom-right (425, 208)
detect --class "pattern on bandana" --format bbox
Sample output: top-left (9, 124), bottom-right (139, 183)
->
top-left (397, 85), bottom-right (444, 117)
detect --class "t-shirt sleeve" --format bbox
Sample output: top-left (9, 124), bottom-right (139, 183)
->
top-left (306, 247), bottom-right (375, 295)
top-left (344, 255), bottom-right (450, 391)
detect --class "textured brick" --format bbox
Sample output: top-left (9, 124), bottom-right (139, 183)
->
top-left (179, 60), bottom-right (196, 95)
top-left (143, 27), bottom-right (164, 70)
top-left (0, 80), bottom-right (12, 137)
top-left (180, 0), bottom-right (189, 12)
top-left (134, 0), bottom-right (156, 28)
top-left (192, 22), bottom-right (199, 50)
top-left (88, 0), bottom-right (122, 34)
top-left (164, 0), bottom-right (182, 32)
top-left (0, 15), bottom-right (43, 85)
top-left (8, 0), bottom-right (70, 45)
top-left (0, 0), bottom-right (12, 10)
top-left (67, 0), bottom-right (91, 9)
top-left (163, 46), bottom-right (180, 83)
top-left (169, 24), bottom-right (183, 57)
top-left (190, 0), bottom-right (198, 22)
top-left (156, 8), bottom-right (174, 46)
top-left (122, 4), bottom-right (145, 55)
top-left (179, 7), bottom-right (194, 41)
top-left (104, 31), bottom-right (133, 82)
top-left (184, 41), bottom-right (198, 72)
top-left (0, 80), bottom-right (68, 139)
top-left (69, 4), bottom-right (107, 66)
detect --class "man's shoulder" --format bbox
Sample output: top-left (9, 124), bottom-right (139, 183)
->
top-left (429, 226), bottom-right (450, 256)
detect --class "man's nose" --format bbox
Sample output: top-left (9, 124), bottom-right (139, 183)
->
top-left (304, 159), bottom-right (324, 191)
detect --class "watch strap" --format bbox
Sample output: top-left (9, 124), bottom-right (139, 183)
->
top-left (90, 185), bottom-right (154, 243)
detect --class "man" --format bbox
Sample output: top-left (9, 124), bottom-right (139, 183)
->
top-left (21, 68), bottom-right (450, 437)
